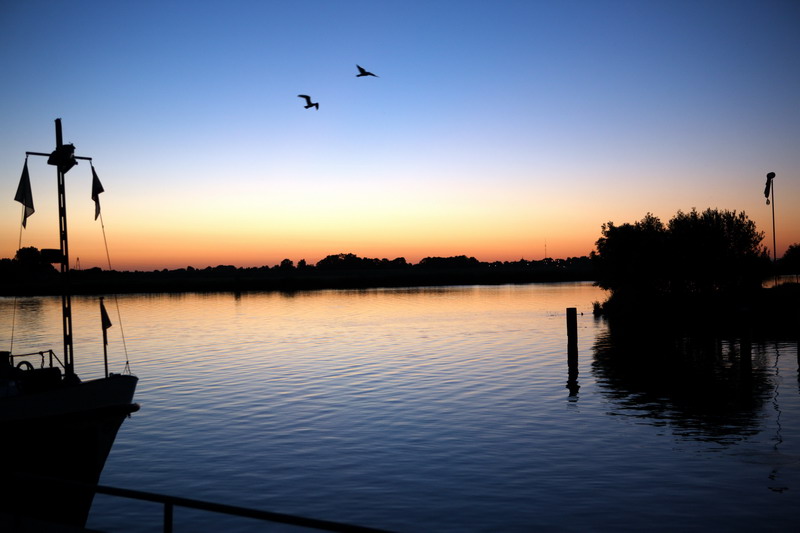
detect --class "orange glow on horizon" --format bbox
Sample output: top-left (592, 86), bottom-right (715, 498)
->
top-left (3, 160), bottom-right (798, 272)
top-left (5, 198), bottom-right (798, 272)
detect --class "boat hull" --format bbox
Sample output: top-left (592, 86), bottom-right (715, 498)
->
top-left (0, 373), bottom-right (138, 527)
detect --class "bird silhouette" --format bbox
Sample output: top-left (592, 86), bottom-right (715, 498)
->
top-left (297, 94), bottom-right (319, 110)
top-left (356, 65), bottom-right (378, 77)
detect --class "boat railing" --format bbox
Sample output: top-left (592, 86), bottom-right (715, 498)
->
top-left (10, 473), bottom-right (391, 533)
top-left (7, 350), bottom-right (64, 372)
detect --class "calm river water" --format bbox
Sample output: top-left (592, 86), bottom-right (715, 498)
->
top-left (3, 283), bottom-right (799, 532)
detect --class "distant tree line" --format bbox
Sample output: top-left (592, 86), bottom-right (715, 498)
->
top-left (0, 248), bottom-right (594, 295)
top-left (0, 249), bottom-right (593, 276)
top-left (5, 207), bottom-right (796, 301)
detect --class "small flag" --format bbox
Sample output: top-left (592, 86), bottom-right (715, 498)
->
top-left (91, 165), bottom-right (105, 220)
top-left (100, 298), bottom-right (113, 344)
top-left (764, 172), bottom-right (775, 205)
top-left (14, 159), bottom-right (35, 228)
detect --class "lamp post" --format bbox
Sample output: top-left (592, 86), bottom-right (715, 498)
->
top-left (764, 172), bottom-right (777, 285)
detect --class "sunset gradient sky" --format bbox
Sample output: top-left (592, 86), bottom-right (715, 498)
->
top-left (2, 1), bottom-right (798, 271)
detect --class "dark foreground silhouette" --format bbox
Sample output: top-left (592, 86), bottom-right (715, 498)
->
top-left (590, 209), bottom-right (799, 338)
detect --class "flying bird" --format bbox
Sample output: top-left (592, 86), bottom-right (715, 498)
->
top-left (297, 94), bottom-right (319, 110)
top-left (356, 65), bottom-right (378, 77)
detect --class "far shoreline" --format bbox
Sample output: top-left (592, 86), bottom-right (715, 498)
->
top-left (2, 265), bottom-right (596, 297)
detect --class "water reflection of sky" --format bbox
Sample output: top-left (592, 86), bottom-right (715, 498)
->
top-left (3, 286), bottom-right (800, 532)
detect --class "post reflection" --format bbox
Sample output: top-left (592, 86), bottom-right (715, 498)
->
top-left (566, 346), bottom-right (579, 399)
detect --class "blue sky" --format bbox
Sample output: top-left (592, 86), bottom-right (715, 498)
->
top-left (2, 1), bottom-right (798, 269)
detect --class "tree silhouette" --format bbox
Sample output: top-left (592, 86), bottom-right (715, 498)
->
top-left (592, 209), bottom-right (770, 315)
top-left (666, 209), bottom-right (768, 294)
top-left (316, 253), bottom-right (409, 270)
top-left (591, 213), bottom-right (668, 299)
top-left (417, 255), bottom-right (480, 269)
top-left (779, 243), bottom-right (800, 277)
top-left (316, 253), bottom-right (370, 270)
top-left (14, 247), bottom-right (59, 278)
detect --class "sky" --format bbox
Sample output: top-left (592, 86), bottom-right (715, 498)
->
top-left (1, 0), bottom-right (798, 271)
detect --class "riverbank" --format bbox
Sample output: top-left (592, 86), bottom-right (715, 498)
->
top-left (1, 264), bottom-right (595, 296)
top-left (594, 281), bottom-right (800, 339)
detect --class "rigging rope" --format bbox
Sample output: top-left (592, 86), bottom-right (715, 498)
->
top-left (9, 207), bottom-right (26, 353)
top-left (103, 222), bottom-right (132, 373)
top-left (95, 168), bottom-right (132, 375)
top-left (9, 156), bottom-right (29, 353)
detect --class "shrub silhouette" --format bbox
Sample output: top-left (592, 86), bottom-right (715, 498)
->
top-left (11, 247), bottom-right (59, 279)
top-left (592, 208), bottom-right (770, 314)
top-left (592, 212), bottom-right (668, 300)
top-left (779, 243), bottom-right (800, 275)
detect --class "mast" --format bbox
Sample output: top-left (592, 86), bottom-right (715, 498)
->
top-left (54, 119), bottom-right (75, 378)
top-left (25, 119), bottom-right (93, 380)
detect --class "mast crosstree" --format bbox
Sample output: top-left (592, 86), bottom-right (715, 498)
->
top-left (25, 118), bottom-right (94, 379)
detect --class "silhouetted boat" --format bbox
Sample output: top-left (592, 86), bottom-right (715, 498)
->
top-left (0, 119), bottom-right (138, 529)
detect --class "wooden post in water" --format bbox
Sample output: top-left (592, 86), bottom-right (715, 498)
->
top-left (566, 307), bottom-right (579, 396)
top-left (567, 308), bottom-right (578, 346)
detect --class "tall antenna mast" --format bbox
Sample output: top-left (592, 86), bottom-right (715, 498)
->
top-left (25, 118), bottom-right (93, 378)
top-left (54, 119), bottom-right (74, 376)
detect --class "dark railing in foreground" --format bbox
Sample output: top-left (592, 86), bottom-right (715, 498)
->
top-left (93, 483), bottom-right (392, 533)
top-left (10, 474), bottom-right (391, 533)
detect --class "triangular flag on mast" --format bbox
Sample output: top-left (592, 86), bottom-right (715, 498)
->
top-left (100, 298), bottom-right (113, 345)
top-left (14, 159), bottom-right (35, 228)
top-left (91, 165), bottom-right (105, 220)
